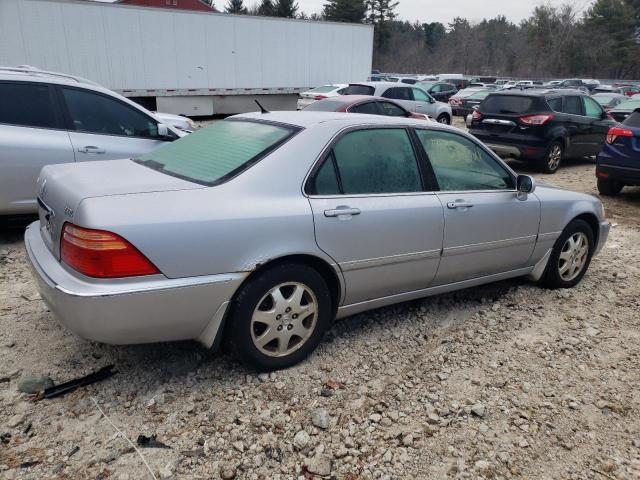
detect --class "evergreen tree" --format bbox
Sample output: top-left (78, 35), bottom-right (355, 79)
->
top-left (225, 0), bottom-right (247, 14)
top-left (274, 0), bottom-right (299, 18)
top-left (323, 0), bottom-right (367, 23)
top-left (257, 0), bottom-right (275, 16)
top-left (366, 0), bottom-right (399, 50)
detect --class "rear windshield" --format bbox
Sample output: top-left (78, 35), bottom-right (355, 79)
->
top-left (344, 84), bottom-right (375, 96)
top-left (310, 85), bottom-right (338, 94)
top-left (481, 95), bottom-right (535, 114)
top-left (617, 100), bottom-right (640, 111)
top-left (594, 95), bottom-right (616, 104)
top-left (136, 119), bottom-right (298, 186)
top-left (304, 99), bottom-right (344, 112)
top-left (470, 91), bottom-right (490, 99)
top-left (623, 110), bottom-right (640, 127)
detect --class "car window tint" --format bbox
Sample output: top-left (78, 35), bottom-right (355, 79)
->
top-left (481, 95), bottom-right (534, 114)
top-left (313, 156), bottom-right (341, 195)
top-left (416, 129), bottom-right (513, 191)
top-left (412, 88), bottom-right (429, 102)
top-left (583, 96), bottom-right (603, 119)
top-left (562, 96), bottom-right (584, 116)
top-left (623, 111), bottom-right (640, 127)
top-left (63, 88), bottom-right (160, 138)
top-left (137, 120), bottom-right (297, 185)
top-left (344, 85), bottom-right (375, 95)
top-left (0, 83), bottom-right (58, 129)
top-left (547, 97), bottom-right (562, 112)
top-left (349, 102), bottom-right (379, 115)
top-left (304, 99), bottom-right (345, 111)
top-left (378, 102), bottom-right (407, 117)
top-left (332, 129), bottom-right (421, 194)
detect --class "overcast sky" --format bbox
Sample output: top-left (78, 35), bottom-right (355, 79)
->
top-left (281, 0), bottom-right (595, 24)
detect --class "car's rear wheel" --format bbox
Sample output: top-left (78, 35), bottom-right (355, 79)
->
top-left (541, 219), bottom-right (594, 289)
top-left (436, 113), bottom-right (451, 125)
top-left (225, 264), bottom-right (332, 371)
top-left (537, 141), bottom-right (564, 174)
top-left (597, 178), bottom-right (624, 196)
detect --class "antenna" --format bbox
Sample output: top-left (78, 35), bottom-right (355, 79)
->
top-left (255, 100), bottom-right (269, 114)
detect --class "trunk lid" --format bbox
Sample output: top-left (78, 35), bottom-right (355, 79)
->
top-left (37, 159), bottom-right (203, 258)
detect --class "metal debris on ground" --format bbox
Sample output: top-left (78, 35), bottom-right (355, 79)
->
top-left (43, 365), bottom-right (117, 399)
top-left (136, 435), bottom-right (171, 449)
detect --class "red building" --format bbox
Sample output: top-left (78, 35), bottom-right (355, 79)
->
top-left (117, 0), bottom-right (218, 12)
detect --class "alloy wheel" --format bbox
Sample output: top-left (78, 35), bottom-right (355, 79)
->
top-left (250, 282), bottom-right (318, 357)
top-left (558, 232), bottom-right (589, 281)
top-left (547, 143), bottom-right (562, 171)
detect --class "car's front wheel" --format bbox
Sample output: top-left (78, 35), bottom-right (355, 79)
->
top-left (436, 113), bottom-right (451, 125)
top-left (597, 178), bottom-right (624, 196)
top-left (537, 141), bottom-right (564, 174)
top-left (226, 264), bottom-right (332, 371)
top-left (541, 219), bottom-right (594, 289)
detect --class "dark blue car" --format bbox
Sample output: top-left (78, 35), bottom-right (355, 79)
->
top-left (596, 108), bottom-right (640, 195)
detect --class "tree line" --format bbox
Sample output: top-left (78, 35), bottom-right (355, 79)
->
top-left (212, 0), bottom-right (640, 80)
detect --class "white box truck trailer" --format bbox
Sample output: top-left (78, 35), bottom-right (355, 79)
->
top-left (0, 0), bottom-right (374, 115)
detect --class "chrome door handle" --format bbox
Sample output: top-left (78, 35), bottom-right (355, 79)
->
top-left (324, 207), bottom-right (361, 218)
top-left (447, 201), bottom-right (474, 209)
top-left (78, 146), bottom-right (106, 154)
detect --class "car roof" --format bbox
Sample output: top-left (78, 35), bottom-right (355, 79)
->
top-left (489, 88), bottom-right (585, 97)
top-left (0, 66), bottom-right (100, 88)
top-left (234, 110), bottom-right (442, 129)
top-left (350, 81), bottom-right (409, 88)
top-left (314, 95), bottom-right (394, 105)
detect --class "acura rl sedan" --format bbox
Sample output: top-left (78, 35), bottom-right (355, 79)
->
top-left (26, 112), bottom-right (609, 371)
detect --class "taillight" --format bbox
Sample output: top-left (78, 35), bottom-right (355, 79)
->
top-left (606, 126), bottom-right (633, 144)
top-left (471, 109), bottom-right (483, 121)
top-left (519, 114), bottom-right (553, 125)
top-left (450, 98), bottom-right (462, 106)
top-left (60, 223), bottom-right (160, 278)
top-left (314, 95), bottom-right (328, 101)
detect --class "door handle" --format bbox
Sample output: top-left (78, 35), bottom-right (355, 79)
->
top-left (324, 206), bottom-right (361, 218)
top-left (78, 146), bottom-right (106, 154)
top-left (447, 201), bottom-right (474, 209)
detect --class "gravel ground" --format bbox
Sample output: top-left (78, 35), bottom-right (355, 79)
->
top-left (1, 116), bottom-right (639, 480)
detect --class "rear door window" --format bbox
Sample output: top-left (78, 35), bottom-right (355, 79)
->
top-left (322, 128), bottom-right (422, 195)
top-left (562, 96), bottom-right (584, 116)
top-left (136, 119), bottom-right (298, 185)
top-left (383, 87), bottom-right (414, 101)
top-left (481, 95), bottom-right (534, 114)
top-left (62, 87), bottom-right (161, 138)
top-left (0, 82), bottom-right (59, 129)
top-left (344, 84), bottom-right (375, 96)
top-left (348, 102), bottom-right (379, 115)
top-left (547, 97), bottom-right (562, 112)
top-left (378, 101), bottom-right (407, 117)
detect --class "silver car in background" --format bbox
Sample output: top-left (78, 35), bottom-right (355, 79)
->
top-left (296, 84), bottom-right (348, 110)
top-left (25, 112), bottom-right (609, 371)
top-left (343, 81), bottom-right (453, 124)
top-left (0, 66), bottom-right (185, 215)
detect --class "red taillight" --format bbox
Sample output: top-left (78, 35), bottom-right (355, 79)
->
top-left (519, 114), bottom-right (553, 126)
top-left (471, 109), bottom-right (483, 121)
top-left (450, 98), bottom-right (462, 106)
top-left (60, 223), bottom-right (160, 278)
top-left (313, 95), bottom-right (328, 101)
top-left (606, 126), bottom-right (633, 144)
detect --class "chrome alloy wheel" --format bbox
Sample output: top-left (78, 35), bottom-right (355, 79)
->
top-left (250, 282), bottom-right (318, 357)
top-left (547, 143), bottom-right (562, 171)
top-left (558, 232), bottom-right (589, 281)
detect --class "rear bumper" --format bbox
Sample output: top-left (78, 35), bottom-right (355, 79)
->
top-left (470, 131), bottom-right (549, 160)
top-left (25, 222), bottom-right (247, 347)
top-left (597, 162), bottom-right (640, 185)
top-left (296, 98), bottom-right (315, 110)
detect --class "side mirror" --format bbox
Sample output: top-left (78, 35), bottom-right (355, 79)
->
top-left (429, 96), bottom-right (435, 104)
top-left (157, 123), bottom-right (176, 141)
top-left (517, 174), bottom-right (536, 194)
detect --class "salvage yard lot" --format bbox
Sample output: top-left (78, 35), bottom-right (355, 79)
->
top-left (1, 119), bottom-right (639, 479)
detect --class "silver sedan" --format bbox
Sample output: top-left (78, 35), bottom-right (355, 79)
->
top-left (25, 112), bottom-right (610, 370)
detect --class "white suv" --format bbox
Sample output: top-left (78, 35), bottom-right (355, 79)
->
top-left (0, 66), bottom-right (186, 215)
top-left (343, 82), bottom-right (452, 124)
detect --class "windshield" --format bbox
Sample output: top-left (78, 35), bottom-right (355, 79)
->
top-left (136, 119), bottom-right (299, 185)
top-left (344, 84), bottom-right (375, 95)
top-left (594, 95), bottom-right (616, 105)
top-left (616, 100), bottom-right (640, 111)
top-left (309, 85), bottom-right (338, 94)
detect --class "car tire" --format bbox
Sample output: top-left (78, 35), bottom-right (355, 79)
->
top-left (597, 178), bottom-right (624, 196)
top-left (537, 141), bottom-right (564, 174)
top-left (225, 263), bottom-right (332, 371)
top-left (540, 219), bottom-right (594, 289)
top-left (436, 113), bottom-right (451, 125)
